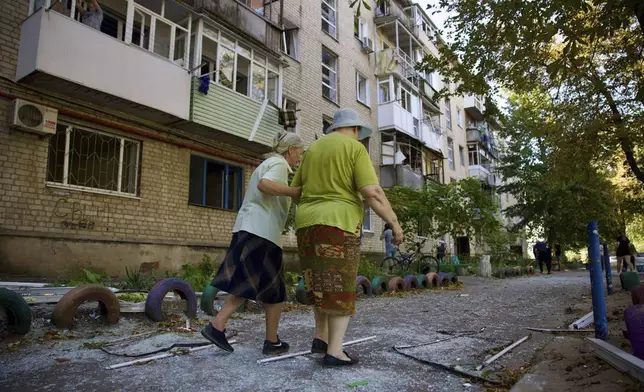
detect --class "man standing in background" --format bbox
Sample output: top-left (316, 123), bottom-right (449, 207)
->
top-left (533, 240), bottom-right (552, 275)
top-left (616, 235), bottom-right (634, 272)
top-left (77, 0), bottom-right (103, 31)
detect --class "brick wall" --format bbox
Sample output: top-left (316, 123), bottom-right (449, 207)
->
top-left (0, 1), bottom-right (389, 278)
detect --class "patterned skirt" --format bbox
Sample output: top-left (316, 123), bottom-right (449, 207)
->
top-left (211, 231), bottom-right (285, 304)
top-left (296, 225), bottom-right (361, 316)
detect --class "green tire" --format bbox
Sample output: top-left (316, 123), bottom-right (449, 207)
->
top-left (415, 274), bottom-right (430, 289)
top-left (200, 285), bottom-right (245, 316)
top-left (0, 288), bottom-right (32, 335)
top-left (371, 276), bottom-right (389, 295)
top-left (295, 278), bottom-right (309, 305)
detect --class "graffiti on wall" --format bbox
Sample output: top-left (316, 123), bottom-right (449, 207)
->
top-left (53, 198), bottom-right (110, 230)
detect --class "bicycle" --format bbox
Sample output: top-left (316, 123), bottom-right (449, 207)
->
top-left (380, 237), bottom-right (440, 275)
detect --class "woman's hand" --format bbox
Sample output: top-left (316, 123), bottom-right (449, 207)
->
top-left (392, 223), bottom-right (404, 246)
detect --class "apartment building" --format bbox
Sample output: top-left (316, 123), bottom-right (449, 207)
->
top-left (0, 0), bottom-right (298, 276)
top-left (0, 0), bottom-right (519, 277)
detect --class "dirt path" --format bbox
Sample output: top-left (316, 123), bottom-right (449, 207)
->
top-left (0, 271), bottom-right (640, 392)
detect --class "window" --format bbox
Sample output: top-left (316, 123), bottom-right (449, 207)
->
top-left (447, 138), bottom-right (455, 170)
top-left (457, 108), bottom-right (463, 128)
top-left (322, 47), bottom-right (338, 102)
top-left (356, 72), bottom-right (369, 105)
top-left (459, 146), bottom-right (465, 167)
top-left (468, 144), bottom-right (479, 165)
top-left (46, 123), bottom-right (141, 196)
top-left (445, 99), bottom-right (452, 129)
top-left (282, 97), bottom-right (299, 133)
top-left (378, 79), bottom-right (391, 103)
top-left (396, 81), bottom-right (412, 113)
top-left (361, 137), bottom-right (371, 153)
top-left (321, 0), bottom-right (337, 38)
top-left (354, 17), bottom-right (369, 41)
top-left (281, 29), bottom-right (299, 60)
top-left (200, 28), bottom-right (281, 104)
top-left (363, 206), bottom-right (373, 232)
top-left (189, 155), bottom-right (243, 211)
top-left (323, 116), bottom-right (333, 135)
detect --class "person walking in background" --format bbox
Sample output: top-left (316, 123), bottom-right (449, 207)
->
top-left (201, 132), bottom-right (305, 355)
top-left (380, 223), bottom-right (397, 258)
top-left (76, 0), bottom-right (103, 31)
top-left (616, 234), bottom-right (634, 272)
top-left (292, 108), bottom-right (403, 367)
top-left (436, 239), bottom-right (446, 264)
top-left (533, 240), bottom-right (552, 274)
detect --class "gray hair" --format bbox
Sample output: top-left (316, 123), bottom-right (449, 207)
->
top-left (273, 132), bottom-right (304, 154)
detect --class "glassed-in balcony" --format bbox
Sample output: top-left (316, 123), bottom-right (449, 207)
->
top-left (464, 94), bottom-right (485, 120)
top-left (182, 0), bottom-right (283, 53)
top-left (16, 1), bottom-right (193, 123)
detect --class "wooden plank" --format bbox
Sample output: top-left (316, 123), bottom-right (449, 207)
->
top-left (587, 338), bottom-right (644, 383)
top-left (476, 335), bottom-right (530, 371)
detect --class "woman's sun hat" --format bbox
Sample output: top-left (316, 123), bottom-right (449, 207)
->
top-left (324, 108), bottom-right (373, 141)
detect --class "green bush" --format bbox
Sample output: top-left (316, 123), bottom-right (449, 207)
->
top-left (358, 258), bottom-right (385, 280)
top-left (179, 254), bottom-right (215, 292)
top-left (120, 265), bottom-right (156, 291)
top-left (68, 267), bottom-right (106, 287)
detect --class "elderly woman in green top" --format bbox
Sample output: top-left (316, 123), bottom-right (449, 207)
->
top-left (292, 108), bottom-right (403, 367)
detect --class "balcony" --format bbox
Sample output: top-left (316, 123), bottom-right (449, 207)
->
top-left (421, 123), bottom-right (443, 155)
top-left (378, 102), bottom-right (419, 140)
top-left (467, 127), bottom-right (499, 158)
top-left (464, 94), bottom-right (485, 120)
top-left (468, 165), bottom-right (495, 187)
top-left (380, 165), bottom-right (425, 190)
top-left (419, 78), bottom-right (440, 111)
top-left (185, 79), bottom-right (282, 152)
top-left (16, 5), bottom-right (191, 123)
top-left (376, 49), bottom-right (418, 81)
top-left (185, 0), bottom-right (282, 53)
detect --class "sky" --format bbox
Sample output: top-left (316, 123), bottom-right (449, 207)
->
top-left (415, 0), bottom-right (454, 39)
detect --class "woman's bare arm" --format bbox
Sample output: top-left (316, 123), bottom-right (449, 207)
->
top-left (258, 179), bottom-right (301, 198)
top-left (360, 184), bottom-right (403, 245)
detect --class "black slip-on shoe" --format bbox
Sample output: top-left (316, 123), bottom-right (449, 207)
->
top-left (323, 351), bottom-right (359, 367)
top-left (311, 338), bottom-right (328, 354)
top-left (200, 323), bottom-right (234, 353)
top-left (262, 337), bottom-right (290, 355)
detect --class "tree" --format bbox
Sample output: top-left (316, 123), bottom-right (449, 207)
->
top-left (497, 91), bottom-right (628, 248)
top-left (416, 0), bottom-right (644, 184)
top-left (385, 178), bottom-right (501, 245)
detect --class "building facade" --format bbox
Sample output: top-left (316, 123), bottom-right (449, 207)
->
top-left (0, 0), bottom-right (517, 278)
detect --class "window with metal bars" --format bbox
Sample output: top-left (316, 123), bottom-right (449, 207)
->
top-left (188, 155), bottom-right (243, 211)
top-left (46, 123), bottom-right (141, 196)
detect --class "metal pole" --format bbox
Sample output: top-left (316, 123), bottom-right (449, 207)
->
top-left (602, 243), bottom-right (613, 295)
top-left (587, 221), bottom-right (608, 340)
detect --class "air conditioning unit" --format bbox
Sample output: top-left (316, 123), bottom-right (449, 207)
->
top-left (361, 37), bottom-right (374, 54)
top-left (10, 99), bottom-right (58, 136)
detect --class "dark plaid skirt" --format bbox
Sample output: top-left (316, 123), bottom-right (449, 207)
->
top-left (296, 225), bottom-right (361, 316)
top-left (211, 231), bottom-right (285, 304)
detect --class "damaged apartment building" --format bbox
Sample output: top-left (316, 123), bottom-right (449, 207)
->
top-left (0, 0), bottom-right (519, 277)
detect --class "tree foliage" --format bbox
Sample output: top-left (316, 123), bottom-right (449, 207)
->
top-left (385, 178), bottom-right (501, 245)
top-left (497, 91), bottom-right (642, 248)
top-left (417, 0), bottom-right (644, 184)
